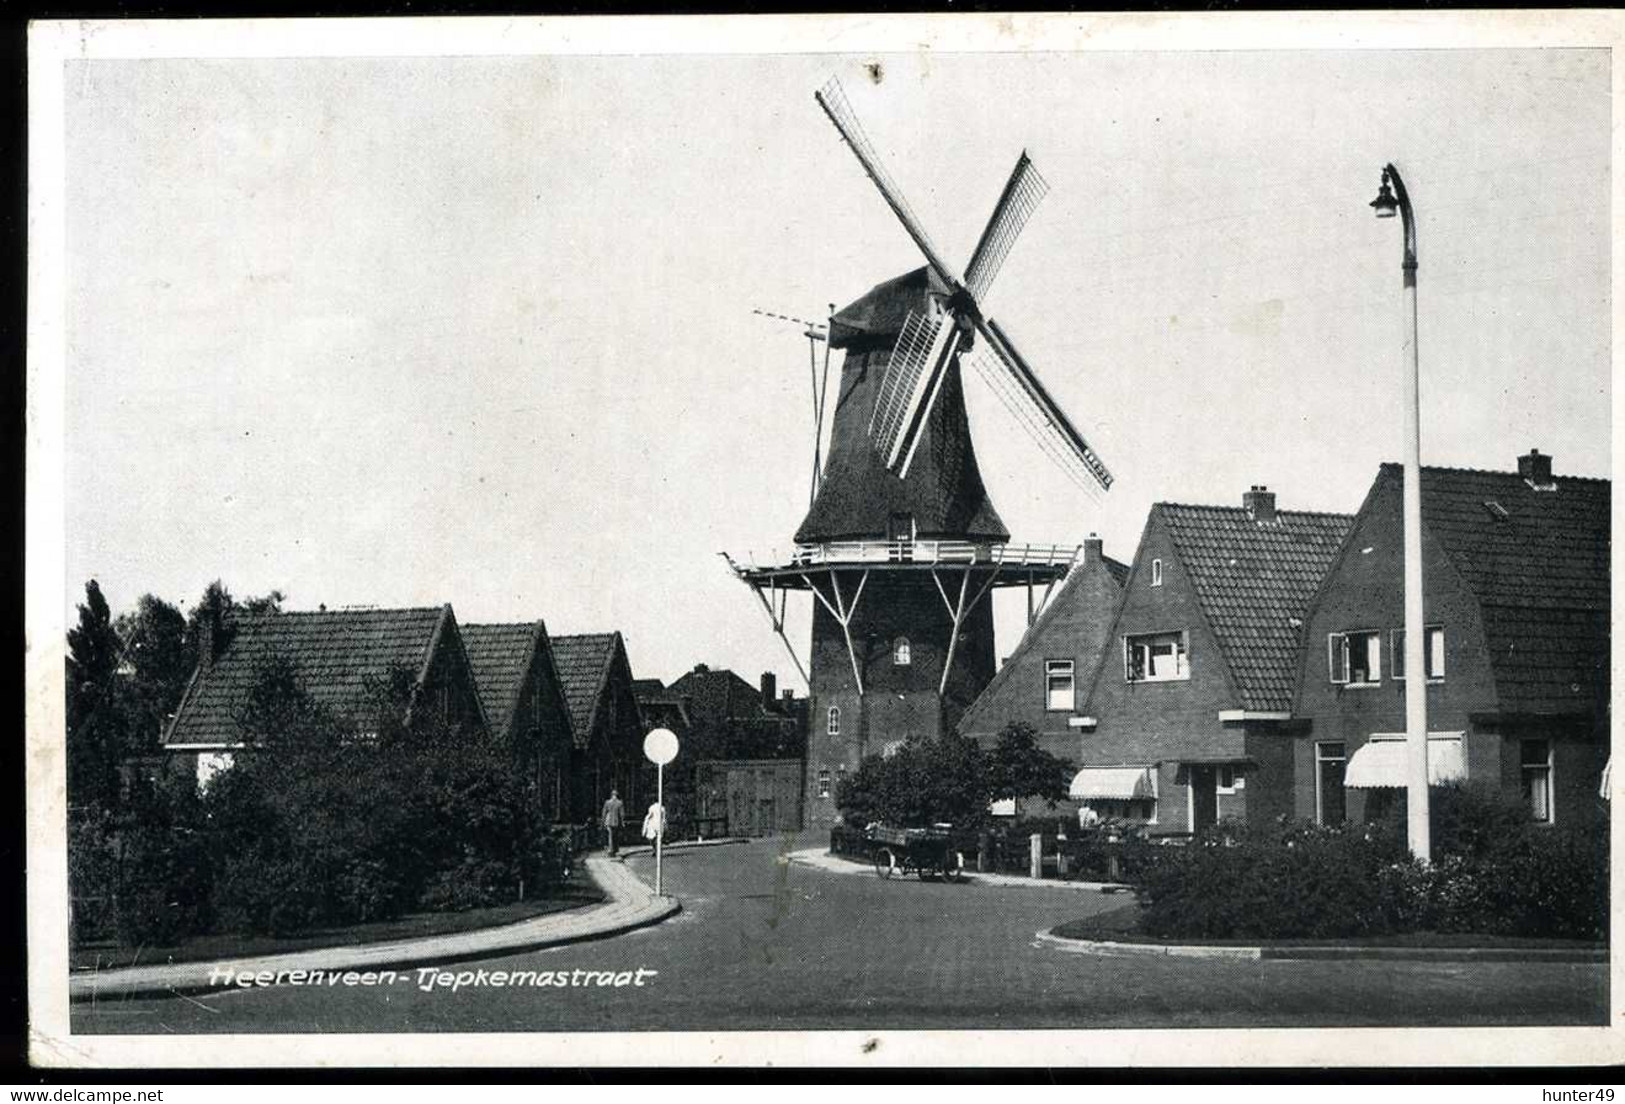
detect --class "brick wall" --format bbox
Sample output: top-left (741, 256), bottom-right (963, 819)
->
top-left (803, 571), bottom-right (997, 831)
top-left (957, 545), bottom-right (1123, 762)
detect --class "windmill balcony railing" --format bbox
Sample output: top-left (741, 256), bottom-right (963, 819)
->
top-left (761, 540), bottom-right (1082, 569)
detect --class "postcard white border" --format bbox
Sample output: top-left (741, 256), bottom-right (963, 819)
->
top-left (26, 10), bottom-right (1625, 1069)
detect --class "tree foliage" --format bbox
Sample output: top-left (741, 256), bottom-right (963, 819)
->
top-left (986, 722), bottom-right (1074, 806)
top-left (65, 580), bottom-right (131, 810)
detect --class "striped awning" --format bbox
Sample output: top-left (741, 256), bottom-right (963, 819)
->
top-left (1344, 734), bottom-right (1466, 789)
top-left (1069, 766), bottom-right (1157, 801)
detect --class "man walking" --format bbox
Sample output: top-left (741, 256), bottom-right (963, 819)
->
top-left (601, 789), bottom-right (625, 856)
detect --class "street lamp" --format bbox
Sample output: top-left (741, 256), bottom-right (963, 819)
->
top-left (1371, 163), bottom-right (1430, 862)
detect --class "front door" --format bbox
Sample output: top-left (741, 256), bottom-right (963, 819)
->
top-left (1188, 765), bottom-right (1218, 833)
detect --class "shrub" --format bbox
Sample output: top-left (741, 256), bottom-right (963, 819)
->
top-left (1135, 811), bottom-right (1607, 943)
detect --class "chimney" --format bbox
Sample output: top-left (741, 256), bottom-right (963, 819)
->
top-left (760, 671), bottom-right (777, 705)
top-left (1082, 532), bottom-right (1103, 564)
top-left (1244, 484), bottom-right (1277, 523)
top-left (1519, 448), bottom-right (1555, 488)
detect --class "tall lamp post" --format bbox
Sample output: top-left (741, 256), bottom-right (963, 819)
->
top-left (1371, 163), bottom-right (1431, 861)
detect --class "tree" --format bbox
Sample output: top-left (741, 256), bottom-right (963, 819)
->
top-left (65, 580), bottom-right (132, 811)
top-left (114, 594), bottom-right (191, 752)
top-left (836, 733), bottom-right (993, 829)
top-left (986, 721), bottom-right (1074, 808)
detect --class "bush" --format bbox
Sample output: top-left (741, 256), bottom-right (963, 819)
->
top-left (1137, 820), bottom-right (1410, 940)
top-left (1135, 811), bottom-right (1608, 943)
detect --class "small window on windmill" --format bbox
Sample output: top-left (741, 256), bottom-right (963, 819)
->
top-left (893, 637), bottom-right (912, 666)
top-left (827, 706), bottom-right (841, 736)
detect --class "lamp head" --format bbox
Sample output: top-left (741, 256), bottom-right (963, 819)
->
top-left (1370, 174), bottom-right (1399, 219)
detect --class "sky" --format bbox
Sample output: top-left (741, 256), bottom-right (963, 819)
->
top-left (61, 44), bottom-right (1611, 689)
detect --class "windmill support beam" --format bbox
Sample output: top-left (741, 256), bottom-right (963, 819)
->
top-left (801, 568), bottom-right (870, 697)
top-left (721, 553), bottom-right (812, 692)
top-left (931, 562), bottom-right (1007, 696)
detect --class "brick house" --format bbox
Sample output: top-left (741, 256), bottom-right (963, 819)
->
top-left (460, 621), bottom-right (577, 822)
top-left (550, 632), bottom-right (646, 819)
top-left (1292, 451), bottom-right (1610, 829)
top-left (956, 534), bottom-right (1128, 812)
top-left (162, 605), bottom-right (488, 789)
top-left (1073, 488), bottom-right (1352, 833)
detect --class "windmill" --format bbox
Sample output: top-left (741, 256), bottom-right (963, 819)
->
top-left (724, 76), bottom-right (1114, 831)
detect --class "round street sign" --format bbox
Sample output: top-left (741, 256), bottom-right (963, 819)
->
top-left (644, 727), bottom-right (679, 766)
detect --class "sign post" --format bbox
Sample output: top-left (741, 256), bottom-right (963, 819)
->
top-left (643, 727), bottom-right (679, 897)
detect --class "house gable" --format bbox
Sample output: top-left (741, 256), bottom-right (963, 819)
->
top-left (1079, 507), bottom-right (1244, 766)
top-left (956, 540), bottom-right (1128, 758)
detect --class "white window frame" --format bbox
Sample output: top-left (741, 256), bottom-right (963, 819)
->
top-left (1391, 625), bottom-right (1446, 682)
top-left (1328, 630), bottom-right (1381, 687)
top-left (1124, 630), bottom-right (1190, 683)
top-left (826, 706), bottom-right (840, 736)
top-left (893, 637), bottom-right (912, 666)
top-left (1045, 659), bottom-right (1076, 712)
top-left (1314, 741), bottom-right (1347, 825)
top-left (816, 768), bottom-right (832, 799)
top-left (1216, 764), bottom-right (1239, 795)
top-left (1520, 738), bottom-right (1555, 825)
top-left (1150, 558), bottom-right (1163, 587)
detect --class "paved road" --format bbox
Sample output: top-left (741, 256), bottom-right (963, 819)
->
top-left (73, 838), bottom-right (1607, 1033)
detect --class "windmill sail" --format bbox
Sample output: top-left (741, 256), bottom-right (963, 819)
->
top-left (815, 78), bottom-right (962, 290)
top-left (971, 317), bottom-right (1113, 491)
top-left (815, 73), bottom-right (1113, 495)
top-left (963, 152), bottom-right (1049, 302)
top-left (869, 309), bottom-right (955, 469)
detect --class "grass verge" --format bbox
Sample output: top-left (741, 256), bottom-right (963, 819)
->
top-left (70, 869), bottom-right (605, 972)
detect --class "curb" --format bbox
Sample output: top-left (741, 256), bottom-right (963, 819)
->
top-left (614, 837), bottom-right (751, 861)
top-left (1035, 928), bottom-right (1610, 963)
top-left (787, 847), bottom-right (1132, 893)
top-left (70, 859), bottom-right (680, 1004)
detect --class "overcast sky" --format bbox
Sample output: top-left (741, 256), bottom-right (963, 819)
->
top-left (62, 45), bottom-right (1610, 688)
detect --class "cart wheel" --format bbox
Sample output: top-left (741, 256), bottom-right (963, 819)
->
top-left (943, 851), bottom-right (965, 882)
top-left (873, 848), bottom-right (897, 879)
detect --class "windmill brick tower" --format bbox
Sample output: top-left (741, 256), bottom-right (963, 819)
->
top-left (727, 79), bottom-right (1114, 831)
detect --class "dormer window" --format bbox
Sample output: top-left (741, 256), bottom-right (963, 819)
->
top-left (893, 637), bottom-right (912, 666)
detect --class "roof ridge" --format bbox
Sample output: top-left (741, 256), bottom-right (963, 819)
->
top-left (1158, 502), bottom-right (1355, 521)
top-left (1377, 460), bottom-right (1612, 484)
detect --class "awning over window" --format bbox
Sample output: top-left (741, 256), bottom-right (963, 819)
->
top-left (1344, 734), bottom-right (1466, 789)
top-left (989, 798), bottom-right (1017, 816)
top-left (1069, 766), bottom-right (1158, 801)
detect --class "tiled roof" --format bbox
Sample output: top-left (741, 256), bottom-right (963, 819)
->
top-left (631, 678), bottom-right (668, 700)
top-left (550, 633), bottom-right (620, 745)
top-left (461, 622), bottom-right (541, 736)
top-left (1396, 463), bottom-right (1610, 612)
top-left (164, 607), bottom-right (448, 747)
top-left (1161, 505), bottom-right (1354, 712)
top-left (1393, 462), bottom-right (1610, 713)
top-left (667, 667), bottom-right (766, 723)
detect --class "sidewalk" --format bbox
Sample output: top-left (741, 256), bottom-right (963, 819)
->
top-left (69, 855), bottom-right (679, 1003)
top-left (785, 846), bottom-right (1132, 893)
